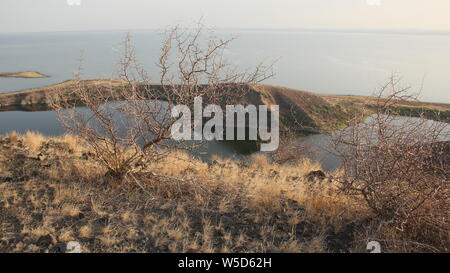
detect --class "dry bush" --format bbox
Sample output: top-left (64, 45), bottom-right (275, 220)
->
top-left (332, 75), bottom-right (450, 252)
top-left (58, 134), bottom-right (81, 154)
top-left (270, 131), bottom-right (315, 165)
top-left (22, 131), bottom-right (45, 152)
top-left (7, 131), bottom-right (19, 144)
top-left (49, 22), bottom-right (273, 180)
top-left (270, 105), bottom-right (321, 165)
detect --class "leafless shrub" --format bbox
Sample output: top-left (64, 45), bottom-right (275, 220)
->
top-left (49, 22), bottom-right (273, 180)
top-left (268, 105), bottom-right (319, 165)
top-left (331, 74), bottom-right (450, 252)
top-left (270, 131), bottom-right (314, 165)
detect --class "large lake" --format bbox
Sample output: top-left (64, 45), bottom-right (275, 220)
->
top-left (1, 30), bottom-right (450, 102)
top-left (1, 30), bottom-right (449, 170)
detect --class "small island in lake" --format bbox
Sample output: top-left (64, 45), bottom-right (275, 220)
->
top-left (0, 71), bottom-right (48, 78)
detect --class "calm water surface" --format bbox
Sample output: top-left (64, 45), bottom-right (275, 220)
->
top-left (1, 30), bottom-right (450, 170)
top-left (1, 30), bottom-right (450, 102)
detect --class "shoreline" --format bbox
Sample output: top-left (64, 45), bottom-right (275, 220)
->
top-left (0, 80), bottom-right (448, 131)
top-left (0, 71), bottom-right (48, 79)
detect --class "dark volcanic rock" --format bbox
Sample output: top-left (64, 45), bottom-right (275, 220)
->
top-left (306, 170), bottom-right (326, 181)
top-left (36, 235), bottom-right (53, 248)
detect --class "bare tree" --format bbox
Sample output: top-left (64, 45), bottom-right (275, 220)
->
top-left (331, 74), bottom-right (450, 252)
top-left (49, 22), bottom-right (273, 180)
top-left (269, 131), bottom-right (314, 165)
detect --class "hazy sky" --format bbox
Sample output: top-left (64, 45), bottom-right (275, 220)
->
top-left (1, 0), bottom-right (450, 33)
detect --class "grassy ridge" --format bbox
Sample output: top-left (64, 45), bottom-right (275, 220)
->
top-left (322, 94), bottom-right (450, 124)
top-left (0, 80), bottom-right (448, 133)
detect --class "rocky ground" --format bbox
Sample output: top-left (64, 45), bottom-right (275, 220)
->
top-left (0, 133), bottom-right (370, 253)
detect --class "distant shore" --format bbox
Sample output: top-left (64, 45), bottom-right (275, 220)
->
top-left (0, 71), bottom-right (48, 78)
top-left (0, 80), bottom-right (449, 133)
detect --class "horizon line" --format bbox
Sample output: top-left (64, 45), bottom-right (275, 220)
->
top-left (1, 27), bottom-right (450, 36)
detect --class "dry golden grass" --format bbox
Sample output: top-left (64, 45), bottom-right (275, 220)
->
top-left (78, 226), bottom-right (92, 238)
top-left (60, 204), bottom-right (81, 217)
top-left (322, 94), bottom-right (450, 112)
top-left (147, 150), bottom-right (363, 232)
top-left (2, 134), bottom-right (443, 253)
top-left (7, 131), bottom-right (19, 144)
top-left (22, 131), bottom-right (45, 152)
top-left (58, 134), bottom-right (81, 154)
